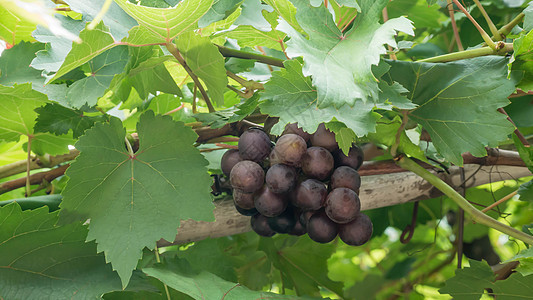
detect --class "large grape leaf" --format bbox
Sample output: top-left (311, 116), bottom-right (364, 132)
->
top-left (260, 59), bottom-right (380, 138)
top-left (114, 0), bottom-right (213, 45)
top-left (388, 56), bottom-right (515, 166)
top-left (263, 0), bottom-right (303, 33)
top-left (0, 84), bottom-right (72, 155)
top-left (198, 0), bottom-right (242, 27)
top-left (509, 30), bottom-right (533, 92)
top-left (0, 203), bottom-right (123, 299)
top-left (0, 5), bottom-right (35, 44)
top-left (259, 236), bottom-right (344, 298)
top-left (175, 32), bottom-right (228, 106)
top-left (277, 0), bottom-right (414, 107)
top-left (128, 56), bottom-right (182, 98)
top-left (439, 259), bottom-right (533, 299)
top-left (144, 263), bottom-right (308, 300)
top-left (524, 1), bottom-right (533, 31)
top-left (58, 111), bottom-right (215, 287)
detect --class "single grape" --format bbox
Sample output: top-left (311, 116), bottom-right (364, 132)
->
top-left (325, 188), bottom-right (361, 224)
top-left (221, 149), bottom-right (242, 177)
top-left (289, 219), bottom-right (306, 236)
top-left (272, 134), bottom-right (307, 167)
top-left (282, 123), bottom-right (311, 142)
top-left (230, 161), bottom-right (265, 193)
top-left (307, 210), bottom-right (338, 243)
top-left (234, 204), bottom-right (258, 216)
top-left (330, 166), bottom-right (361, 194)
top-left (254, 186), bottom-right (288, 217)
top-left (233, 188), bottom-right (255, 210)
top-left (238, 128), bottom-right (272, 162)
top-left (310, 123), bottom-right (338, 152)
top-left (251, 214), bottom-right (276, 237)
top-left (292, 179), bottom-right (327, 211)
top-left (338, 213), bottom-right (373, 246)
top-left (268, 149), bottom-right (282, 166)
top-left (299, 210), bottom-right (315, 229)
top-left (333, 145), bottom-right (364, 170)
top-left (267, 208), bottom-right (297, 234)
top-left (265, 164), bottom-right (297, 194)
top-left (301, 147), bottom-right (334, 180)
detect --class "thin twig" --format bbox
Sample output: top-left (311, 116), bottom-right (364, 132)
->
top-left (192, 83), bottom-right (198, 114)
top-left (473, 0), bottom-right (501, 40)
top-left (447, 0), bottom-right (464, 51)
top-left (498, 108), bottom-right (530, 147)
top-left (390, 111), bottom-right (409, 157)
top-left (495, 13), bottom-right (524, 40)
top-left (26, 137), bottom-right (33, 197)
top-left (382, 7), bottom-right (397, 60)
top-left (418, 43), bottom-right (513, 63)
top-left (451, 0), bottom-right (497, 50)
top-left (481, 191), bottom-right (518, 213)
top-left (164, 103), bottom-right (186, 115)
top-left (166, 43), bottom-right (215, 112)
top-left (153, 247), bottom-right (171, 300)
top-left (256, 46), bottom-right (274, 72)
top-left (216, 45), bottom-right (285, 68)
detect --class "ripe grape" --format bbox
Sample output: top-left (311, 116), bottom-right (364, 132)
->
top-left (292, 179), bottom-right (327, 211)
top-left (221, 149), bottom-right (242, 177)
top-left (289, 219), bottom-right (306, 236)
top-left (333, 145), bottom-right (364, 170)
top-left (301, 147), bottom-right (334, 180)
top-left (267, 208), bottom-right (297, 233)
top-left (251, 214), bottom-right (275, 237)
top-left (272, 134), bottom-right (307, 167)
top-left (265, 164), bottom-right (297, 194)
top-left (230, 161), bottom-right (265, 193)
top-left (254, 186), bottom-right (288, 217)
top-left (234, 205), bottom-right (258, 216)
top-left (330, 166), bottom-right (361, 194)
top-left (299, 210), bottom-right (315, 229)
top-left (310, 123), bottom-right (338, 152)
top-left (233, 189), bottom-right (255, 210)
top-left (238, 128), bottom-right (272, 162)
top-left (307, 210), bottom-right (338, 243)
top-left (282, 123), bottom-right (310, 142)
top-left (338, 213), bottom-right (373, 246)
top-left (268, 150), bottom-right (282, 166)
top-left (325, 188), bottom-right (361, 224)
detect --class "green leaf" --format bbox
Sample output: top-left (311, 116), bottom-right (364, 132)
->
top-left (388, 56), bottom-right (515, 166)
top-left (58, 111), bottom-right (214, 287)
top-left (513, 134), bottom-right (533, 173)
top-left (0, 5), bottom-right (35, 44)
top-left (50, 22), bottom-right (116, 83)
top-left (129, 56), bottom-right (182, 98)
top-left (278, 0), bottom-right (414, 107)
top-left (259, 236), bottom-right (344, 297)
top-left (0, 203), bottom-right (122, 299)
top-left (198, 0), bottom-right (242, 27)
top-left (440, 259), bottom-right (533, 299)
top-left (215, 25), bottom-right (286, 50)
top-left (518, 180), bottom-right (533, 202)
top-left (260, 59), bottom-right (380, 137)
top-left (34, 103), bottom-right (108, 138)
top-left (114, 0), bottom-right (213, 44)
top-left (510, 30), bottom-right (533, 92)
top-left (144, 263), bottom-right (307, 299)
top-left (175, 32), bottom-right (228, 106)
top-left (325, 122), bottom-right (357, 155)
top-left (263, 0), bottom-right (303, 33)
top-left (524, 2), bottom-right (533, 31)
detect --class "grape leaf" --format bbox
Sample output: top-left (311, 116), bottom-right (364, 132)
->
top-left (215, 25), bottom-right (286, 50)
top-left (524, 1), bottom-right (533, 31)
top-left (0, 83), bottom-right (72, 155)
top-left (233, 0), bottom-right (272, 30)
top-left (388, 56), bottom-right (515, 166)
top-left (0, 41), bottom-right (68, 104)
top-left (263, 0), bottom-right (303, 33)
top-left (129, 56), bottom-right (182, 98)
top-left (510, 29), bottom-right (533, 92)
top-left (114, 0), bottom-right (213, 45)
top-left (198, 0), bottom-right (242, 27)
top-left (518, 180), bottom-right (533, 202)
top-left (58, 111), bottom-right (215, 287)
top-left (0, 203), bottom-right (122, 299)
top-left (194, 93), bottom-right (259, 128)
top-left (64, 0), bottom-right (137, 41)
top-left (175, 32), bottom-right (228, 106)
top-left (144, 263), bottom-right (307, 300)
top-left (278, 0), bottom-right (414, 107)
top-left (31, 14), bottom-right (87, 73)
top-left (34, 103), bottom-right (108, 139)
top-left (440, 259), bottom-right (533, 300)
top-left (260, 59), bottom-right (380, 137)
top-left (50, 22), bottom-right (117, 83)
top-left (0, 5), bottom-right (35, 44)
top-left (324, 122), bottom-right (357, 154)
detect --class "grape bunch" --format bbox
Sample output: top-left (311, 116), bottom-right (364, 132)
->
top-left (220, 123), bottom-right (373, 246)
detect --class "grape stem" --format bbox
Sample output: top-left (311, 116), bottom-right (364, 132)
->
top-left (418, 43), bottom-right (512, 63)
top-left (396, 156), bottom-right (533, 245)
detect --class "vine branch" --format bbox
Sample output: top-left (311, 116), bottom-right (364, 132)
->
top-left (452, 0), bottom-right (497, 50)
top-left (472, 0), bottom-right (501, 40)
top-left (418, 43), bottom-right (512, 63)
top-left (396, 156), bottom-right (533, 245)
top-left (446, 0), bottom-right (464, 51)
top-left (216, 45), bottom-right (285, 68)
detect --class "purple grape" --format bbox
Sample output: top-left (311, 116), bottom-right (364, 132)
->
top-left (251, 214), bottom-right (275, 237)
top-left (301, 147), bottom-right (334, 180)
top-left (310, 123), bottom-right (337, 152)
top-left (221, 149), bottom-right (242, 177)
top-left (238, 128), bottom-right (272, 162)
top-left (234, 204), bottom-right (258, 216)
top-left (254, 186), bottom-right (288, 217)
top-left (299, 210), bottom-right (315, 229)
top-left (272, 134), bottom-right (307, 167)
top-left (233, 188), bottom-right (255, 210)
top-left (338, 213), bottom-right (373, 246)
top-left (289, 219), bottom-right (306, 236)
top-left (265, 164), bottom-right (297, 194)
top-left (282, 123), bottom-right (311, 142)
top-left (325, 188), bottom-right (361, 224)
top-left (330, 166), bottom-right (361, 194)
top-left (333, 145), bottom-right (364, 170)
top-left (307, 210), bottom-right (338, 243)
top-left (291, 179), bottom-right (327, 211)
top-left (230, 161), bottom-right (264, 193)
top-left (267, 208), bottom-right (297, 234)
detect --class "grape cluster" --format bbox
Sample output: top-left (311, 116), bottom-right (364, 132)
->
top-left (220, 124), bottom-right (373, 246)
